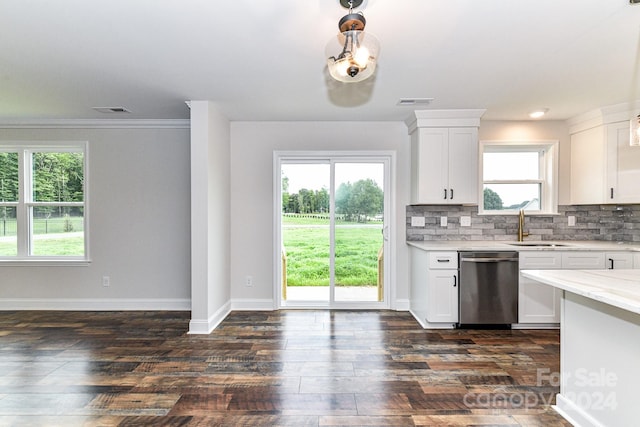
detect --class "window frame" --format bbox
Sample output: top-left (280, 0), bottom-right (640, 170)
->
top-left (0, 142), bottom-right (89, 265)
top-left (479, 140), bottom-right (559, 215)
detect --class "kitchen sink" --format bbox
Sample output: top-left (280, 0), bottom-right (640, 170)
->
top-left (507, 242), bottom-right (568, 247)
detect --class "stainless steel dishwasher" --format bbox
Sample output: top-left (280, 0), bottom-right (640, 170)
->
top-left (458, 251), bottom-right (519, 326)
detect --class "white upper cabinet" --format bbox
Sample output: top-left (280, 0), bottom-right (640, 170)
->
top-left (606, 122), bottom-right (640, 203)
top-left (407, 110), bottom-right (484, 205)
top-left (570, 114), bottom-right (640, 204)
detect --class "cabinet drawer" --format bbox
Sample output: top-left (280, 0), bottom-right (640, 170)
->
top-left (519, 252), bottom-right (562, 269)
top-left (561, 252), bottom-right (605, 269)
top-left (605, 252), bottom-right (634, 269)
top-left (428, 252), bottom-right (458, 269)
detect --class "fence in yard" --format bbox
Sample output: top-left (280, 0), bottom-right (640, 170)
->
top-left (282, 213), bottom-right (383, 222)
top-left (0, 217), bottom-right (84, 236)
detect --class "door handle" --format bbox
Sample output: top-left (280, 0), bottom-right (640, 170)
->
top-left (443, 189), bottom-right (447, 199)
top-left (453, 275), bottom-right (457, 287)
top-left (608, 258), bottom-right (614, 269)
top-left (450, 188), bottom-right (454, 199)
top-left (382, 226), bottom-right (389, 241)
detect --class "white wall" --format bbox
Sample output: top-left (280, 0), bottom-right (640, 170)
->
top-left (0, 125), bottom-right (191, 309)
top-left (189, 102), bottom-right (232, 333)
top-left (479, 120), bottom-right (571, 205)
top-left (229, 121), bottom-right (411, 308)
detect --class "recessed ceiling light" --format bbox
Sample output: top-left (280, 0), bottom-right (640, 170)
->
top-left (92, 107), bottom-right (132, 114)
top-left (529, 108), bottom-right (549, 119)
top-left (397, 98), bottom-right (434, 106)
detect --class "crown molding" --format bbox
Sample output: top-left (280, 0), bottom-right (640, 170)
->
top-left (0, 119), bottom-right (191, 129)
top-left (405, 109), bottom-right (486, 134)
top-left (567, 102), bottom-right (636, 134)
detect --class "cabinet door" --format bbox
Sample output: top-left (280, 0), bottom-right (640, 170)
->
top-left (570, 126), bottom-right (607, 205)
top-left (607, 121), bottom-right (640, 203)
top-left (427, 270), bottom-right (458, 323)
top-left (518, 252), bottom-right (562, 324)
top-left (605, 252), bottom-right (634, 269)
top-left (447, 128), bottom-right (478, 204)
top-left (411, 128), bottom-right (448, 204)
top-left (518, 274), bottom-right (561, 323)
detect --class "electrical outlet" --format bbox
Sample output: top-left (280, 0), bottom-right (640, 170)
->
top-left (411, 216), bottom-right (426, 227)
top-left (460, 216), bottom-right (471, 227)
top-left (568, 215), bottom-right (576, 227)
top-left (102, 276), bottom-right (110, 287)
top-left (440, 216), bottom-right (448, 227)
top-left (245, 276), bottom-right (253, 287)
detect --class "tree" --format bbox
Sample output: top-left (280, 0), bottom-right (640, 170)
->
top-left (335, 182), bottom-right (353, 220)
top-left (483, 188), bottom-right (503, 210)
top-left (335, 179), bottom-right (383, 222)
top-left (315, 187), bottom-right (329, 213)
top-left (0, 152), bottom-right (19, 204)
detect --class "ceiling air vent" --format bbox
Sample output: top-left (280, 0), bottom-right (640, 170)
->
top-left (397, 98), bottom-right (434, 106)
top-left (92, 107), bottom-right (132, 113)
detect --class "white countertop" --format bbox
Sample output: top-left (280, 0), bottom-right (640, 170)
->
top-left (407, 240), bottom-right (640, 252)
top-left (522, 269), bottom-right (640, 315)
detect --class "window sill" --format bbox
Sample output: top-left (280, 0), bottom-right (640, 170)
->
top-left (0, 259), bottom-right (91, 267)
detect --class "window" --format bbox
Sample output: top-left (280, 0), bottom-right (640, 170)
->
top-left (0, 143), bottom-right (88, 262)
top-left (479, 141), bottom-right (558, 214)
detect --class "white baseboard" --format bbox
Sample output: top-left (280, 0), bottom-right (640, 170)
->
top-left (230, 298), bottom-right (275, 311)
top-left (0, 298), bottom-right (191, 311)
top-left (554, 394), bottom-right (605, 427)
top-left (188, 300), bottom-right (231, 334)
top-left (409, 309), bottom-right (456, 329)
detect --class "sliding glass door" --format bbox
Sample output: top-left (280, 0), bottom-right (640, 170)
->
top-left (276, 154), bottom-right (391, 308)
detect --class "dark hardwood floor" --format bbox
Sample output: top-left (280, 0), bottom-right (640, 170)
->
top-left (0, 310), bottom-right (571, 426)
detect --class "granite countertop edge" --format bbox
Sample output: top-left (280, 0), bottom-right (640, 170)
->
top-left (521, 269), bottom-right (640, 315)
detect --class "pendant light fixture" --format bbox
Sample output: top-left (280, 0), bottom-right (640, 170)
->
top-left (326, 0), bottom-right (380, 83)
top-left (630, 114), bottom-right (640, 146)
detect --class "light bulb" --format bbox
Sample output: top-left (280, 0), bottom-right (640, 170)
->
top-left (335, 58), bottom-right (351, 77)
top-left (353, 46), bottom-right (370, 68)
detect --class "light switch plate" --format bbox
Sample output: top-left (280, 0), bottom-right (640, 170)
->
top-left (411, 216), bottom-right (426, 227)
top-left (440, 216), bottom-right (448, 227)
top-left (568, 215), bottom-right (576, 227)
top-left (460, 216), bottom-right (471, 227)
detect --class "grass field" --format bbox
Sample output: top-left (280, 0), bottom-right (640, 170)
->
top-left (0, 218), bottom-right (85, 256)
top-left (283, 215), bottom-right (383, 287)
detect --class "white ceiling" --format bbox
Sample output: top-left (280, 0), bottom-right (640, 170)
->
top-left (2, 0), bottom-right (640, 122)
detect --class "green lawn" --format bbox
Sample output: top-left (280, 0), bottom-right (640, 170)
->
top-left (283, 216), bottom-right (383, 286)
top-left (0, 217), bottom-right (85, 256)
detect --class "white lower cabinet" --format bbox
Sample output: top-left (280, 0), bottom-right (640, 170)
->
top-left (561, 252), bottom-right (605, 269)
top-left (605, 251), bottom-right (634, 269)
top-left (426, 252), bottom-right (459, 323)
top-left (427, 269), bottom-right (458, 323)
top-left (410, 249), bottom-right (459, 327)
top-left (519, 252), bottom-right (563, 324)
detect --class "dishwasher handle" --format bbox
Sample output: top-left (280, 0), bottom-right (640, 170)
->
top-left (461, 257), bottom-right (519, 263)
